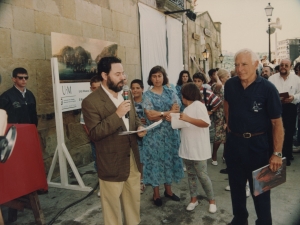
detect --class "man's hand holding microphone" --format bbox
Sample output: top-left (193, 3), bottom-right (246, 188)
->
top-left (116, 85), bottom-right (146, 138)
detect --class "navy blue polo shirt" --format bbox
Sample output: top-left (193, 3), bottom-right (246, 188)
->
top-left (224, 75), bottom-right (281, 134)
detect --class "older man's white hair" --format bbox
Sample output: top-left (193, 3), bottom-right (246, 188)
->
top-left (234, 48), bottom-right (259, 65)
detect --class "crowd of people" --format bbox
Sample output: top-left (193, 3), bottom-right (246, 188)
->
top-left (79, 49), bottom-right (296, 225)
top-left (1, 49), bottom-right (298, 225)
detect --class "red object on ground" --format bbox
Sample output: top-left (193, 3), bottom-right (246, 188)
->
top-left (0, 124), bottom-right (48, 204)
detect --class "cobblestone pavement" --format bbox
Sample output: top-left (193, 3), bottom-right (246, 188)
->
top-left (2, 147), bottom-right (300, 225)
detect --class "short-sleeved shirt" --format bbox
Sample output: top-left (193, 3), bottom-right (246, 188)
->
top-left (179, 101), bottom-right (211, 160)
top-left (200, 88), bottom-right (221, 110)
top-left (224, 75), bottom-right (281, 134)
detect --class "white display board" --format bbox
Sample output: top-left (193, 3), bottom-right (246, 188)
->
top-left (60, 83), bottom-right (90, 112)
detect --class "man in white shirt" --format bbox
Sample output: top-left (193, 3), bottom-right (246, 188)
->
top-left (268, 59), bottom-right (300, 166)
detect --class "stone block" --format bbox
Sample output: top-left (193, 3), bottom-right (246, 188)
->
top-left (60, 17), bottom-right (82, 36)
top-left (0, 28), bottom-right (12, 58)
top-left (0, 3), bottom-right (13, 29)
top-left (13, 6), bottom-right (35, 32)
top-left (44, 35), bottom-right (52, 60)
top-left (67, 122), bottom-right (90, 149)
top-left (61, 0), bottom-right (76, 19)
top-left (123, 0), bottom-right (137, 17)
top-left (98, 0), bottom-right (109, 9)
top-left (109, 0), bottom-right (124, 13)
top-left (63, 110), bottom-right (79, 124)
top-left (124, 64), bottom-right (135, 81)
top-left (75, 0), bottom-right (102, 26)
top-left (117, 45), bottom-right (125, 62)
top-left (37, 103), bottom-right (54, 115)
top-left (36, 59), bottom-right (53, 106)
top-left (22, 0), bottom-right (35, 9)
top-left (37, 114), bottom-right (56, 130)
top-left (35, 11), bottom-right (61, 35)
top-left (39, 126), bottom-right (58, 159)
top-left (82, 22), bottom-right (104, 40)
top-left (127, 15), bottom-right (138, 35)
top-left (11, 30), bottom-right (45, 59)
top-left (119, 32), bottom-right (135, 48)
top-left (104, 28), bottom-right (119, 43)
top-left (34, 0), bottom-right (60, 16)
top-left (125, 47), bottom-right (139, 65)
top-left (135, 64), bottom-right (142, 79)
top-left (69, 144), bottom-right (92, 167)
top-left (101, 7), bottom-right (112, 29)
top-left (112, 11), bottom-right (128, 32)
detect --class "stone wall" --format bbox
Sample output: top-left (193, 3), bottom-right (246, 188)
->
top-left (0, 0), bottom-right (141, 177)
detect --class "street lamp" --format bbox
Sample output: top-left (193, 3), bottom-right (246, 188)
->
top-left (202, 49), bottom-right (209, 72)
top-left (219, 54), bottom-right (224, 66)
top-left (202, 49), bottom-right (209, 61)
top-left (265, 3), bottom-right (274, 62)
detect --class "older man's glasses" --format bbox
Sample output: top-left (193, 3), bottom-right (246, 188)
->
top-left (16, 76), bottom-right (28, 80)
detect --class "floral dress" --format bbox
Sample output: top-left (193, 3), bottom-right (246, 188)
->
top-left (211, 84), bottom-right (226, 143)
top-left (142, 87), bottom-right (184, 187)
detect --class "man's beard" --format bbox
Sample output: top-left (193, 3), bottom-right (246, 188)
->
top-left (107, 75), bottom-right (123, 92)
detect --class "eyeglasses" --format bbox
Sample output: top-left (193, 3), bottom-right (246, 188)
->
top-left (16, 76), bottom-right (29, 80)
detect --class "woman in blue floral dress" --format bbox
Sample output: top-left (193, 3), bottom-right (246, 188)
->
top-left (142, 66), bottom-right (184, 207)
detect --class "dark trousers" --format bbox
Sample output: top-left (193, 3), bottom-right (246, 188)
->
top-left (226, 133), bottom-right (272, 225)
top-left (282, 103), bottom-right (297, 159)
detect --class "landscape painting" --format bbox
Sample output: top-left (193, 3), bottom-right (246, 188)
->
top-left (51, 32), bottom-right (118, 83)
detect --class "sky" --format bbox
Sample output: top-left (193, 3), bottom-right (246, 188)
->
top-left (195, 0), bottom-right (300, 54)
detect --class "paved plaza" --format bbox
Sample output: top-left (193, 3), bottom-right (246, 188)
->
top-left (2, 148), bottom-right (300, 225)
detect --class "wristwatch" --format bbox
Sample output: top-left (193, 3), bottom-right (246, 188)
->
top-left (160, 112), bottom-right (164, 117)
top-left (273, 152), bottom-right (282, 158)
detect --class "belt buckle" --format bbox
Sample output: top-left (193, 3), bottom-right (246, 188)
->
top-left (243, 133), bottom-right (251, 138)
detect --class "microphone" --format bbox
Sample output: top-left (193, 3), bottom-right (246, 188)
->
top-left (123, 85), bottom-right (130, 118)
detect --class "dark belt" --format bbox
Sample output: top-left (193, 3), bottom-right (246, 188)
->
top-left (231, 132), bottom-right (265, 138)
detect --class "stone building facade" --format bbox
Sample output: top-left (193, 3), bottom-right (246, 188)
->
top-left (0, 0), bottom-right (222, 177)
top-left (0, 0), bottom-right (141, 177)
top-left (186, 11), bottom-right (222, 76)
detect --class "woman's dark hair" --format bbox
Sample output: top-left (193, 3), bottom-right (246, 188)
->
top-left (147, 66), bottom-right (168, 86)
top-left (97, 56), bottom-right (122, 81)
top-left (176, 70), bottom-right (192, 85)
top-left (181, 83), bottom-right (202, 101)
top-left (130, 79), bottom-right (144, 89)
top-left (192, 72), bottom-right (207, 84)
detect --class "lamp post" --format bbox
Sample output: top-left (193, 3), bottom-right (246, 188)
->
top-left (219, 53), bottom-right (224, 67)
top-left (202, 49), bottom-right (209, 72)
top-left (265, 3), bottom-right (274, 62)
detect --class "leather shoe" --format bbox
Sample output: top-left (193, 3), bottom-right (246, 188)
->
top-left (220, 168), bottom-right (228, 174)
top-left (287, 159), bottom-right (291, 166)
top-left (164, 191), bottom-right (180, 201)
top-left (153, 197), bottom-right (162, 206)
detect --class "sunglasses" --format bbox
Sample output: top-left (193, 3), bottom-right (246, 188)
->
top-left (16, 76), bottom-right (29, 80)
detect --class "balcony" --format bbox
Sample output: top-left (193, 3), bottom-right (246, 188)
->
top-left (156, 0), bottom-right (184, 16)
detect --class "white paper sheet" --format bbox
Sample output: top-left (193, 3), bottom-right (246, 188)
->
top-left (170, 113), bottom-right (190, 129)
top-left (118, 119), bottom-right (163, 135)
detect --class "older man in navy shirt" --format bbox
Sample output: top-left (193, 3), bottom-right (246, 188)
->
top-left (224, 49), bottom-right (284, 225)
